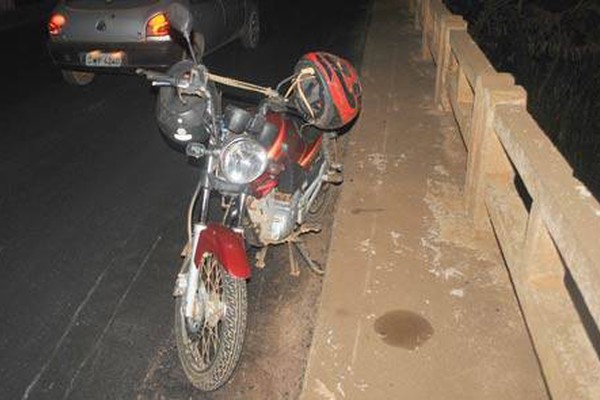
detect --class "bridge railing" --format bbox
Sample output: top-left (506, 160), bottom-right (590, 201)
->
top-left (415, 0), bottom-right (600, 398)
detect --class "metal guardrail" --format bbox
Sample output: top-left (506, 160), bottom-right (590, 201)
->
top-left (415, 0), bottom-right (600, 398)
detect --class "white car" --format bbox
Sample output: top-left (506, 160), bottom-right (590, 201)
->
top-left (47, 0), bottom-right (260, 85)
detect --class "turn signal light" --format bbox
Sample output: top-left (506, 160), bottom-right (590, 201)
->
top-left (146, 13), bottom-right (169, 38)
top-left (48, 13), bottom-right (66, 36)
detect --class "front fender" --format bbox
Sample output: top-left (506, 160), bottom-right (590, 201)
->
top-left (194, 223), bottom-right (251, 279)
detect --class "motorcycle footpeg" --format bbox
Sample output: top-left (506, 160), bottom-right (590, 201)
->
top-left (324, 170), bottom-right (344, 184)
top-left (299, 223), bottom-right (322, 235)
top-left (289, 223), bottom-right (322, 242)
top-left (331, 162), bottom-right (343, 172)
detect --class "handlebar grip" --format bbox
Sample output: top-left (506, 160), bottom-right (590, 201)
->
top-left (151, 81), bottom-right (176, 87)
top-left (136, 68), bottom-right (178, 85)
top-left (145, 71), bottom-right (172, 81)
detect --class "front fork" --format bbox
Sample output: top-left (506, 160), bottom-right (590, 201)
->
top-left (174, 154), bottom-right (215, 323)
top-left (172, 224), bottom-right (204, 332)
top-left (184, 225), bottom-right (202, 321)
top-left (173, 154), bottom-right (249, 324)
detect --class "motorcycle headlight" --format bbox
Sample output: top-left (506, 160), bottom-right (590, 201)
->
top-left (219, 137), bottom-right (268, 184)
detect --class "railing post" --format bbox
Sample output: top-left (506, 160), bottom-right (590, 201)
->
top-left (464, 75), bottom-right (526, 228)
top-left (414, 1), bottom-right (600, 397)
top-left (514, 200), bottom-right (600, 399)
top-left (434, 15), bottom-right (467, 110)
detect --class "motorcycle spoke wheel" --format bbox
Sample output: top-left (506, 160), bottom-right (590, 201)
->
top-left (175, 254), bottom-right (247, 391)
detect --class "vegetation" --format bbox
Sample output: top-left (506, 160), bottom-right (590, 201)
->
top-left (445, 0), bottom-right (600, 197)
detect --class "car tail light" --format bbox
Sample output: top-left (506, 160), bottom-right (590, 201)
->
top-left (146, 13), bottom-right (169, 38)
top-left (48, 13), bottom-right (66, 36)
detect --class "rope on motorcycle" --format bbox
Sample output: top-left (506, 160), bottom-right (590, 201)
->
top-left (206, 68), bottom-right (318, 121)
top-left (284, 67), bottom-right (317, 119)
top-left (206, 72), bottom-right (280, 98)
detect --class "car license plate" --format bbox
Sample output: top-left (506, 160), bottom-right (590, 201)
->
top-left (85, 51), bottom-right (124, 67)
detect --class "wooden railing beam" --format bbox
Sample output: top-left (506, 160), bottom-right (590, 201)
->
top-left (464, 75), bottom-right (525, 228)
top-left (416, 1), bottom-right (600, 398)
top-left (515, 201), bottom-right (600, 398)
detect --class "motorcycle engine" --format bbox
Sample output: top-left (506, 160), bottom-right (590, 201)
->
top-left (246, 190), bottom-right (301, 244)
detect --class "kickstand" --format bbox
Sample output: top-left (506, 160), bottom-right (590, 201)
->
top-left (292, 241), bottom-right (325, 276)
top-left (255, 246), bottom-right (268, 269)
top-left (287, 241), bottom-right (301, 276)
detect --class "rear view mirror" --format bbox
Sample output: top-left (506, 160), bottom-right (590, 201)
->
top-left (167, 3), bottom-right (193, 38)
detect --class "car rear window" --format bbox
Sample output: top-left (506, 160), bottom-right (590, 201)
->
top-left (66, 0), bottom-right (160, 10)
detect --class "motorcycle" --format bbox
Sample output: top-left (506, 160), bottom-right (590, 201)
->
top-left (138, 3), bottom-right (361, 391)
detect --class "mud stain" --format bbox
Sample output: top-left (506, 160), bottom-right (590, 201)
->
top-left (350, 207), bottom-right (385, 214)
top-left (374, 310), bottom-right (433, 350)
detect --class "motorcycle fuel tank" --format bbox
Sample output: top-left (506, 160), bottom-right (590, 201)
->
top-left (264, 113), bottom-right (322, 168)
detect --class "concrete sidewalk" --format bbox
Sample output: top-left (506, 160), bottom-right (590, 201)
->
top-left (300, 0), bottom-right (548, 399)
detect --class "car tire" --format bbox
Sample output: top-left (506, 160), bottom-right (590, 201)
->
top-left (62, 70), bottom-right (95, 86)
top-left (241, 1), bottom-right (259, 49)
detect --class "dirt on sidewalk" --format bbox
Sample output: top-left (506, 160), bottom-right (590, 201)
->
top-left (300, 0), bottom-right (548, 399)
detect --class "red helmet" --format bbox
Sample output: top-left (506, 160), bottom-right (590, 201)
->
top-left (292, 52), bottom-right (362, 130)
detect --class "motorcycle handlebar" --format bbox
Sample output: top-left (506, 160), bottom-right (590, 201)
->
top-left (136, 68), bottom-right (188, 89)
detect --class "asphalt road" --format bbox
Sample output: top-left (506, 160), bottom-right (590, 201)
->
top-left (0, 1), bottom-right (372, 398)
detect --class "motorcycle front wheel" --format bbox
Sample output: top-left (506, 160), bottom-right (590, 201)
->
top-left (175, 254), bottom-right (247, 391)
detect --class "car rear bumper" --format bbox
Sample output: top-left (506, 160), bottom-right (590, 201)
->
top-left (48, 39), bottom-right (184, 72)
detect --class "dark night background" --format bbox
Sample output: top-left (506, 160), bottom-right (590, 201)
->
top-left (444, 0), bottom-right (600, 199)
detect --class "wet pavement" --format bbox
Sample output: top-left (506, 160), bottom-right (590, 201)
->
top-left (0, 1), bottom-right (371, 399)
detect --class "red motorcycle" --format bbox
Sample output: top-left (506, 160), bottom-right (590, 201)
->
top-left (139, 4), bottom-right (361, 391)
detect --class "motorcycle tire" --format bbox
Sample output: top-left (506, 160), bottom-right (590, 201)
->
top-left (306, 181), bottom-right (339, 223)
top-left (174, 254), bottom-right (247, 391)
